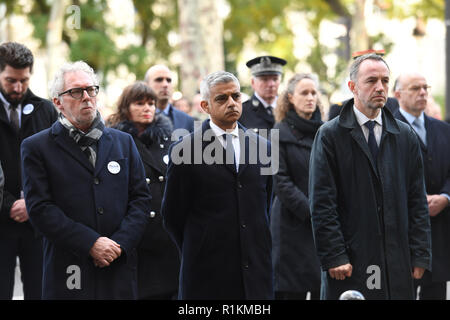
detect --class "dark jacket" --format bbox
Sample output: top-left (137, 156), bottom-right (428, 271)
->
top-left (161, 120), bottom-right (274, 300)
top-left (166, 104), bottom-right (195, 133)
top-left (309, 99), bottom-right (431, 300)
top-left (0, 90), bottom-right (58, 227)
top-left (239, 94), bottom-right (275, 132)
top-left (114, 115), bottom-right (180, 298)
top-left (271, 109), bottom-right (322, 294)
top-left (0, 162), bottom-right (4, 209)
top-left (21, 121), bottom-right (151, 299)
top-left (394, 110), bottom-right (450, 283)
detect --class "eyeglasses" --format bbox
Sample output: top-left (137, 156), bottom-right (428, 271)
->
top-left (58, 86), bottom-right (99, 99)
top-left (406, 85), bottom-right (431, 93)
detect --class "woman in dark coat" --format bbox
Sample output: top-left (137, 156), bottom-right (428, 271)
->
top-left (271, 73), bottom-right (323, 300)
top-left (108, 81), bottom-right (179, 299)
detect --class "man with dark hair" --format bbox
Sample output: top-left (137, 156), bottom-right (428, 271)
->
top-left (309, 53), bottom-right (431, 299)
top-left (0, 42), bottom-right (58, 299)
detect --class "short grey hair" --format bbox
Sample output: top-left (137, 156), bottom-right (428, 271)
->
top-left (349, 53), bottom-right (390, 82)
top-left (50, 61), bottom-right (99, 99)
top-left (200, 71), bottom-right (240, 101)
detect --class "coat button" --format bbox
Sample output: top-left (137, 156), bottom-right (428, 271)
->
top-left (149, 211), bottom-right (156, 218)
top-left (158, 176), bottom-right (164, 182)
top-left (241, 223), bottom-right (246, 228)
top-left (94, 178), bottom-right (99, 185)
top-left (160, 144), bottom-right (164, 149)
top-left (146, 178), bottom-right (150, 184)
top-left (243, 264), bottom-right (249, 269)
top-left (98, 207), bottom-right (104, 214)
top-left (237, 181), bottom-right (242, 189)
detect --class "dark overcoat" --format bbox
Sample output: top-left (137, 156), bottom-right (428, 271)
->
top-left (114, 115), bottom-right (180, 298)
top-left (394, 110), bottom-right (450, 283)
top-left (239, 94), bottom-right (275, 132)
top-left (271, 110), bottom-right (322, 294)
top-left (0, 89), bottom-right (57, 226)
top-left (161, 119), bottom-right (274, 300)
top-left (21, 121), bottom-right (151, 299)
top-left (309, 99), bottom-right (431, 300)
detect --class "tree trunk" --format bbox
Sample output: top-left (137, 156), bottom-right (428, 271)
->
top-left (46, 0), bottom-right (70, 89)
top-left (177, 0), bottom-right (224, 100)
top-left (350, 0), bottom-right (369, 53)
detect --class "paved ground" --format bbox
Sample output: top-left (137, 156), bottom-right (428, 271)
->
top-left (11, 259), bottom-right (450, 300)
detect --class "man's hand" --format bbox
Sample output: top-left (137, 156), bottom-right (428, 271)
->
top-left (412, 267), bottom-right (425, 279)
top-left (328, 263), bottom-right (353, 280)
top-left (9, 199), bottom-right (29, 223)
top-left (427, 195), bottom-right (449, 217)
top-left (89, 237), bottom-right (122, 268)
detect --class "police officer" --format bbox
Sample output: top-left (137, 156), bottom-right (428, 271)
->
top-left (239, 56), bottom-right (286, 133)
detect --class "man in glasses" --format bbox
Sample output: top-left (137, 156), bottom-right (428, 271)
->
top-left (0, 42), bottom-right (58, 300)
top-left (21, 61), bottom-right (151, 299)
top-left (393, 72), bottom-right (450, 300)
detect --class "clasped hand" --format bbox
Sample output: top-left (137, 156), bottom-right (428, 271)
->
top-left (89, 237), bottom-right (122, 268)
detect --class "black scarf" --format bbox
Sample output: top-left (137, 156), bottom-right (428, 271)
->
top-left (285, 108), bottom-right (323, 138)
top-left (114, 114), bottom-right (173, 146)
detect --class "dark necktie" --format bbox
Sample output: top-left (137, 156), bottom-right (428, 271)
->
top-left (9, 103), bottom-right (19, 131)
top-left (364, 120), bottom-right (379, 164)
top-left (267, 105), bottom-right (273, 116)
top-left (222, 133), bottom-right (237, 171)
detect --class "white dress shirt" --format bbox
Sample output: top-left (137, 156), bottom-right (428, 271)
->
top-left (209, 120), bottom-right (240, 171)
top-left (353, 106), bottom-right (383, 146)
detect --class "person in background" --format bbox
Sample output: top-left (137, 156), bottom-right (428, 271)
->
top-left (21, 61), bottom-right (151, 299)
top-left (173, 97), bottom-right (192, 116)
top-left (108, 81), bottom-right (179, 300)
top-left (393, 72), bottom-right (450, 300)
top-left (239, 55), bottom-right (286, 134)
top-left (309, 53), bottom-right (431, 300)
top-left (271, 73), bottom-right (323, 300)
top-left (0, 163), bottom-right (4, 209)
top-left (0, 41), bottom-right (58, 300)
top-left (145, 65), bottom-right (194, 132)
top-left (424, 96), bottom-right (443, 121)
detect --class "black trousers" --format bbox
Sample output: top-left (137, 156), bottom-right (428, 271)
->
top-left (415, 281), bottom-right (447, 300)
top-left (0, 223), bottom-right (43, 300)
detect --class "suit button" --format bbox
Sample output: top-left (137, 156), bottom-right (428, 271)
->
top-left (149, 211), bottom-right (156, 218)
top-left (243, 264), bottom-right (249, 269)
top-left (237, 181), bottom-right (242, 189)
top-left (241, 224), bottom-right (246, 228)
top-left (94, 178), bottom-right (99, 185)
top-left (146, 178), bottom-right (150, 184)
top-left (98, 207), bottom-right (104, 214)
top-left (158, 176), bottom-right (164, 182)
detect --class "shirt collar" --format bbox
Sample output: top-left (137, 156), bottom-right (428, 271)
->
top-left (399, 107), bottom-right (424, 126)
top-left (209, 119), bottom-right (239, 138)
top-left (162, 103), bottom-right (172, 116)
top-left (353, 105), bottom-right (383, 127)
top-left (254, 92), bottom-right (277, 109)
top-left (0, 91), bottom-right (10, 109)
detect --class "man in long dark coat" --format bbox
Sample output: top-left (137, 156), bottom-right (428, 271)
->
top-left (393, 72), bottom-right (450, 299)
top-left (161, 71), bottom-right (274, 299)
top-left (309, 53), bottom-right (431, 300)
top-left (21, 61), bottom-right (151, 299)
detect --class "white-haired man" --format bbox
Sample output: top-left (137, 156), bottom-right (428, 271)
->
top-left (21, 61), bottom-right (151, 299)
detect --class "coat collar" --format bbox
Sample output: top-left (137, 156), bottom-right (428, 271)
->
top-left (338, 98), bottom-right (400, 135)
top-left (199, 119), bottom-right (256, 175)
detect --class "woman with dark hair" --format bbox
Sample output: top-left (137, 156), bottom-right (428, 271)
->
top-left (108, 81), bottom-right (179, 299)
top-left (271, 73), bottom-right (323, 300)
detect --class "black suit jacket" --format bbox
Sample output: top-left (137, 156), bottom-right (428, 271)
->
top-left (161, 119), bottom-right (274, 299)
top-left (0, 90), bottom-right (58, 228)
top-left (394, 110), bottom-right (450, 283)
top-left (239, 94), bottom-right (275, 132)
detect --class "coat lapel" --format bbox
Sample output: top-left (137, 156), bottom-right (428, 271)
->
top-left (137, 139), bottom-right (167, 175)
top-left (52, 122), bottom-right (94, 173)
top-left (94, 130), bottom-right (113, 176)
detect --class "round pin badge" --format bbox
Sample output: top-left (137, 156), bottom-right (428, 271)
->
top-left (107, 161), bottom-right (121, 174)
top-left (23, 104), bottom-right (34, 115)
top-left (163, 155), bottom-right (169, 165)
